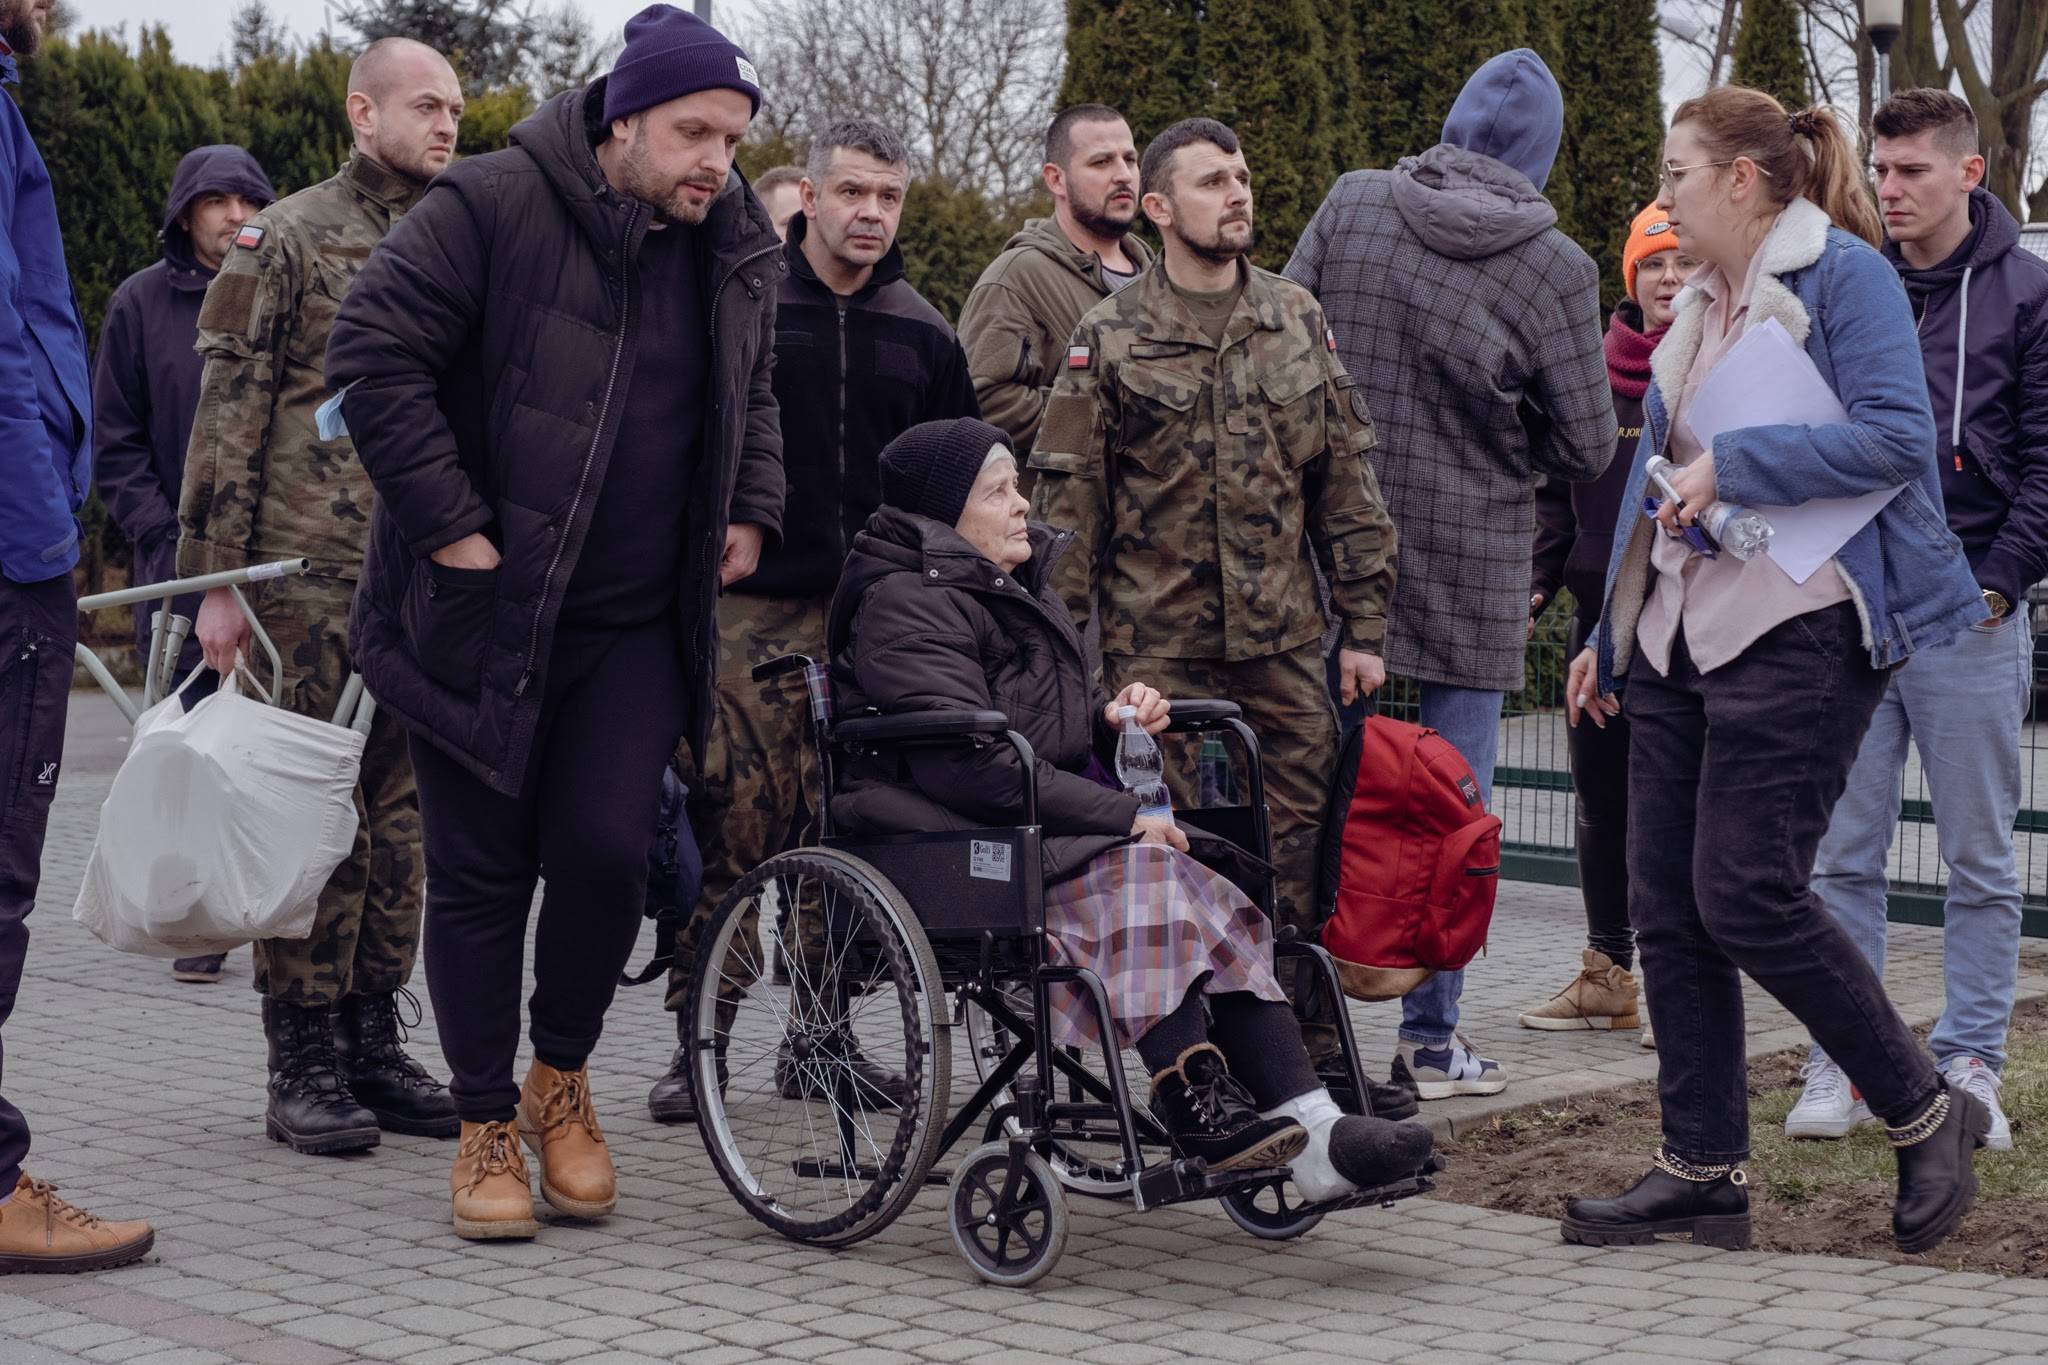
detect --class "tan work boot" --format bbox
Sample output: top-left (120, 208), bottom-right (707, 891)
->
top-left (1518, 949), bottom-right (1640, 1031)
top-left (0, 1174), bottom-right (154, 1273)
top-left (517, 1060), bottom-right (617, 1218)
top-left (450, 1120), bottom-right (538, 1241)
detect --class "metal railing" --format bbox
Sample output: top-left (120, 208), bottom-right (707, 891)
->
top-left (1371, 594), bottom-right (2048, 938)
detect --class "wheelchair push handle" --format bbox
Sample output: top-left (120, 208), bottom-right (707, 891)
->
top-left (1161, 699), bottom-right (1241, 732)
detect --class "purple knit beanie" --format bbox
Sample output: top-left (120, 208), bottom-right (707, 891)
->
top-left (602, 5), bottom-right (762, 124)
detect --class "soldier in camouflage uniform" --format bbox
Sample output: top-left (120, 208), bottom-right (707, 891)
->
top-left (1030, 119), bottom-right (1397, 1058)
top-left (177, 38), bottom-right (464, 1156)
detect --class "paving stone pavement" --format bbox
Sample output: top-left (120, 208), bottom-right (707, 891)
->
top-left (5, 692), bottom-right (2047, 1365)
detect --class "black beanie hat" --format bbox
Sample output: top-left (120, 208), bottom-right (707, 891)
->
top-left (879, 419), bottom-right (1015, 530)
top-left (603, 5), bottom-right (763, 125)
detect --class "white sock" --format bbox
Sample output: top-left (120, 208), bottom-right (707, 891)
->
top-left (1261, 1088), bottom-right (1353, 1202)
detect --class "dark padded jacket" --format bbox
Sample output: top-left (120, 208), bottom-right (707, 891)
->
top-left (734, 213), bottom-right (977, 601)
top-left (828, 508), bottom-right (1137, 883)
top-left (327, 80), bottom-right (785, 796)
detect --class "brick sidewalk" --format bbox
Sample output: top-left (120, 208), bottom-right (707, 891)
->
top-left (4, 692), bottom-right (2046, 1365)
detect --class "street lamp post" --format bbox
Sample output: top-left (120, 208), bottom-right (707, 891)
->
top-left (1865, 0), bottom-right (1904, 103)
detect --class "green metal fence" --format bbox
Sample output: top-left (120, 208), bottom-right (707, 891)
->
top-left (1370, 595), bottom-right (2048, 937)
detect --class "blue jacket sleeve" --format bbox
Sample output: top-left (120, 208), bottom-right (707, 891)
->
top-left (1712, 244), bottom-right (1938, 508)
top-left (0, 126), bottom-right (76, 583)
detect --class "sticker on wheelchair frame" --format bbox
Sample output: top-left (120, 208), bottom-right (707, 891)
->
top-left (969, 840), bottom-right (1013, 882)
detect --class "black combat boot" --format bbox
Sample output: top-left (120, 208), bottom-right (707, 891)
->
top-left (1889, 1081), bottom-right (1991, 1254)
top-left (1560, 1152), bottom-right (1752, 1249)
top-left (648, 1015), bottom-right (728, 1124)
top-left (1149, 1043), bottom-right (1308, 1173)
top-left (263, 998), bottom-right (380, 1155)
top-left (776, 1027), bottom-right (910, 1111)
top-left (333, 990), bottom-right (459, 1138)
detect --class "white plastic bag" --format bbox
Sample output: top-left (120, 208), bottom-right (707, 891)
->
top-left (72, 665), bottom-right (365, 957)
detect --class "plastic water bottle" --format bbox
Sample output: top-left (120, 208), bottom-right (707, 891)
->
top-left (1115, 706), bottom-right (1174, 824)
top-left (1697, 501), bottom-right (1774, 560)
top-left (1197, 735), bottom-right (1236, 806)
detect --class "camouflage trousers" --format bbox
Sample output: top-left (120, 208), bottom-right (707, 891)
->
top-left (1102, 642), bottom-right (1337, 939)
top-left (247, 576), bottom-right (421, 1006)
top-left (664, 595), bottom-right (829, 1014)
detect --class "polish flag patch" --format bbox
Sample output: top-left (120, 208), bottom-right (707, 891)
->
top-left (1067, 343), bottom-right (1091, 369)
top-left (235, 225), bottom-right (265, 250)
top-left (1325, 326), bottom-right (1338, 352)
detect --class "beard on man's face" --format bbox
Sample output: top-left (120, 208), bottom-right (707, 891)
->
top-left (1177, 212), bottom-right (1253, 267)
top-left (622, 138), bottom-right (719, 226)
top-left (1068, 186), bottom-right (1135, 242)
top-left (1, 0), bottom-right (48, 55)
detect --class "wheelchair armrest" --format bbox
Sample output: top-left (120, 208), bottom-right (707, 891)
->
top-left (834, 709), bottom-right (1011, 748)
top-left (1163, 699), bottom-right (1242, 732)
top-left (752, 653), bottom-right (815, 684)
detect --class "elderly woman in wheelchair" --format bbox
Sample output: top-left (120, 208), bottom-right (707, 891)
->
top-left (824, 419), bottom-right (1435, 1199)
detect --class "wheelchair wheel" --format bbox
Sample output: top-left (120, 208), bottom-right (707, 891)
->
top-left (949, 1141), bottom-right (1068, 1287)
top-left (688, 847), bottom-right (950, 1248)
top-left (1219, 1177), bottom-right (1326, 1241)
top-left (960, 989), bottom-right (1146, 1197)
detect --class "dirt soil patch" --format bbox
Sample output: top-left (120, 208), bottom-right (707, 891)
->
top-left (1435, 996), bottom-right (2048, 1277)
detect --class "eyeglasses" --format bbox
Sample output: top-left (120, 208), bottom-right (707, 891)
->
top-left (1659, 160), bottom-right (1775, 191)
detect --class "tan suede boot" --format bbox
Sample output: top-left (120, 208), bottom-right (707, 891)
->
top-left (0, 1174), bottom-right (154, 1273)
top-left (451, 1120), bottom-right (538, 1241)
top-left (1517, 949), bottom-right (1640, 1031)
top-left (517, 1061), bottom-right (617, 1218)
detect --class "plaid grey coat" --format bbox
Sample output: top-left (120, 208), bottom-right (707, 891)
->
top-left (1286, 146), bottom-right (1614, 691)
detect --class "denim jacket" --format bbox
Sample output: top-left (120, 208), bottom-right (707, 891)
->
top-left (0, 43), bottom-right (92, 584)
top-left (1593, 197), bottom-right (1983, 694)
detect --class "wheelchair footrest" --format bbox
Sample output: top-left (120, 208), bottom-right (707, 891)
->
top-left (1291, 1165), bottom-right (1441, 1215)
top-left (1137, 1158), bottom-right (1294, 1209)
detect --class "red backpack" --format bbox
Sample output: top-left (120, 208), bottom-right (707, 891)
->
top-left (1313, 715), bottom-right (1502, 1002)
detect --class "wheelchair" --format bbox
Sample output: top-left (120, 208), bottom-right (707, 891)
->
top-left (681, 653), bottom-right (1439, 1286)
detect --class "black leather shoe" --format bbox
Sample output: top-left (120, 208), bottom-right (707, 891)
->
top-left (776, 1029), bottom-right (909, 1111)
top-left (1892, 1083), bottom-right (1992, 1254)
top-left (1316, 1053), bottom-right (1421, 1122)
top-left (333, 990), bottom-right (459, 1139)
top-left (649, 1027), bottom-right (728, 1124)
top-left (263, 999), bottom-right (380, 1155)
top-left (1150, 1043), bottom-right (1308, 1173)
top-left (1561, 1164), bottom-right (1751, 1249)
top-left (172, 954), bottom-right (226, 983)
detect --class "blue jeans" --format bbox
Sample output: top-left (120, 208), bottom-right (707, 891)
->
top-left (1810, 611), bottom-right (2034, 1074)
top-left (1397, 682), bottom-right (1504, 1047)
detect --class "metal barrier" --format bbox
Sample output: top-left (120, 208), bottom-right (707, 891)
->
top-left (1370, 595), bottom-right (2048, 937)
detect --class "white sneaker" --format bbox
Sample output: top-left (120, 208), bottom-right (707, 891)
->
top-left (1391, 1034), bottom-right (1507, 1100)
top-left (1784, 1056), bottom-right (1874, 1139)
top-left (1941, 1056), bottom-right (2013, 1151)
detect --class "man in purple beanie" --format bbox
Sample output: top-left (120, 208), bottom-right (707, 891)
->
top-left (325, 4), bottom-right (784, 1240)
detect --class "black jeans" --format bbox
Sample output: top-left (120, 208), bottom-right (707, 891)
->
top-left (0, 573), bottom-right (77, 1190)
top-left (1627, 602), bottom-right (1938, 1163)
top-left (410, 618), bottom-right (687, 1122)
top-left (1567, 616), bottom-right (1633, 969)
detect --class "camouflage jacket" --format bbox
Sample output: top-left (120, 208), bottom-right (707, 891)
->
top-left (1028, 259), bottom-right (1396, 661)
top-left (177, 155), bottom-right (424, 582)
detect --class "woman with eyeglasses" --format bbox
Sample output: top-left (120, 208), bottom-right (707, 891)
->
top-left (1560, 87), bottom-right (1990, 1255)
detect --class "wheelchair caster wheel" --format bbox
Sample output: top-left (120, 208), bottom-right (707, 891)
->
top-left (949, 1142), bottom-right (1068, 1287)
top-left (1220, 1178), bottom-right (1325, 1241)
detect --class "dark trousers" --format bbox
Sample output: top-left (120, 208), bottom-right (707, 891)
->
top-left (0, 573), bottom-right (78, 1191)
top-left (1627, 603), bottom-right (1938, 1163)
top-left (410, 618), bottom-right (687, 1122)
top-left (1567, 616), bottom-right (1633, 968)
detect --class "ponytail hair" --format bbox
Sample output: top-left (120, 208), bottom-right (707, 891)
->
top-left (1670, 86), bottom-right (1882, 248)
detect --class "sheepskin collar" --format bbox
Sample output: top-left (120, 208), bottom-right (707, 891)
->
top-left (1649, 196), bottom-right (1830, 402)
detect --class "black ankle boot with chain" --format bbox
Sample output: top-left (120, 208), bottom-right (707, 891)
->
top-left (1890, 1082), bottom-right (1991, 1254)
top-left (1561, 1150), bottom-right (1752, 1249)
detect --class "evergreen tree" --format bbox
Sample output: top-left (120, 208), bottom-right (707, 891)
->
top-left (1316, 0), bottom-right (1370, 174)
top-left (1057, 0), bottom-right (1203, 155)
top-left (894, 177), bottom-right (1036, 325)
top-left (1554, 0), bottom-right (1663, 309)
top-left (1730, 0), bottom-right (1809, 113)
top-left (226, 39), bottom-right (354, 197)
top-left (330, 0), bottom-right (536, 88)
top-left (1357, 0), bottom-right (1528, 170)
top-left (1199, 0), bottom-right (1331, 269)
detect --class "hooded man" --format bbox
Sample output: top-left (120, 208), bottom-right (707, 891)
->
top-left (92, 144), bottom-right (274, 985)
top-left (1285, 49), bottom-right (1614, 1105)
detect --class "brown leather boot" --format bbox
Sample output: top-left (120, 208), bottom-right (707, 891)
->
top-left (450, 1121), bottom-right (538, 1241)
top-left (517, 1060), bottom-right (617, 1218)
top-left (1518, 949), bottom-right (1640, 1031)
top-left (0, 1174), bottom-right (154, 1273)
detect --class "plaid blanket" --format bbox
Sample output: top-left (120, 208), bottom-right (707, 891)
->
top-left (1042, 843), bottom-right (1284, 1053)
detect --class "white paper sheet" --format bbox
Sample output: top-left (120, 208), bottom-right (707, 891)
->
top-left (1682, 318), bottom-right (1899, 584)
